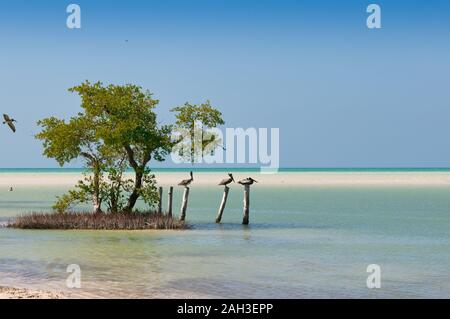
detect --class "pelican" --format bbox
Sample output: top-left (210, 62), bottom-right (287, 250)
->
top-left (238, 177), bottom-right (258, 186)
top-left (2, 114), bottom-right (17, 133)
top-left (178, 171), bottom-right (194, 187)
top-left (219, 173), bottom-right (235, 186)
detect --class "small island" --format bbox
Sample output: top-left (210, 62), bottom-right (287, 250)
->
top-left (8, 81), bottom-right (224, 230)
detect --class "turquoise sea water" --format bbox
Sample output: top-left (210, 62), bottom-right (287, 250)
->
top-left (0, 170), bottom-right (449, 298)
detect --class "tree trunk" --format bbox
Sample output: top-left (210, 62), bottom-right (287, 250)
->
top-left (125, 170), bottom-right (143, 212)
top-left (93, 195), bottom-right (102, 214)
top-left (109, 188), bottom-right (118, 213)
top-left (81, 153), bottom-right (103, 214)
top-left (123, 145), bottom-right (151, 212)
top-left (92, 165), bottom-right (102, 214)
top-left (157, 187), bottom-right (163, 214)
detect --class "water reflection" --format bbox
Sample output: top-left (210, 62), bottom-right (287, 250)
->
top-left (1, 185), bottom-right (450, 298)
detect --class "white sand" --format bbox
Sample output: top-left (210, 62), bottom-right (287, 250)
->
top-left (1, 171), bottom-right (450, 187)
top-left (0, 286), bottom-right (65, 299)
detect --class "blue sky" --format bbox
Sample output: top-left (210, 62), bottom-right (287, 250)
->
top-left (0, 0), bottom-right (449, 168)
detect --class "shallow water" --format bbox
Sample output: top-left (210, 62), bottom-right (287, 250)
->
top-left (0, 178), bottom-right (449, 298)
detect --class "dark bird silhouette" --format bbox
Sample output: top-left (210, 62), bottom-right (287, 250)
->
top-left (3, 114), bottom-right (17, 133)
top-left (178, 171), bottom-right (194, 187)
top-left (238, 177), bottom-right (258, 186)
top-left (219, 173), bottom-right (235, 186)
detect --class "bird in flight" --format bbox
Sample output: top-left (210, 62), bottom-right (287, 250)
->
top-left (2, 114), bottom-right (17, 133)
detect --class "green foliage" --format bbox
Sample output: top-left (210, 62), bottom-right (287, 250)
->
top-left (171, 100), bottom-right (225, 129)
top-left (171, 100), bottom-right (225, 164)
top-left (36, 116), bottom-right (99, 167)
top-left (67, 81), bottom-right (173, 211)
top-left (138, 169), bottom-right (159, 208)
top-left (100, 155), bottom-right (133, 213)
top-left (68, 81), bottom-right (172, 159)
top-left (37, 81), bottom-right (175, 213)
top-left (37, 81), bottom-right (226, 214)
top-left (53, 189), bottom-right (89, 213)
top-left (36, 112), bottom-right (107, 213)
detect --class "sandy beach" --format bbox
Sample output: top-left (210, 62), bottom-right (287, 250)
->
top-left (0, 286), bottom-right (64, 299)
top-left (1, 171), bottom-right (450, 187)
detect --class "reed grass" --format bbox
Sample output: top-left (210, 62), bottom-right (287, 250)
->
top-left (8, 212), bottom-right (190, 230)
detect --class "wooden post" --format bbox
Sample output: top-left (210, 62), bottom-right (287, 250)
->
top-left (167, 186), bottom-right (173, 217)
top-left (157, 187), bottom-right (163, 214)
top-left (242, 185), bottom-right (250, 225)
top-left (180, 187), bottom-right (190, 221)
top-left (215, 186), bottom-right (230, 223)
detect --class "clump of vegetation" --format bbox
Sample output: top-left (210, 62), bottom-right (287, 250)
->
top-left (8, 212), bottom-right (189, 230)
top-left (171, 101), bottom-right (225, 164)
top-left (26, 81), bottom-right (224, 230)
top-left (36, 82), bottom-right (171, 214)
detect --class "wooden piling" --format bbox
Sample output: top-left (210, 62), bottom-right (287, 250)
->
top-left (242, 185), bottom-right (250, 225)
top-left (157, 187), bottom-right (163, 214)
top-left (215, 186), bottom-right (230, 223)
top-left (167, 186), bottom-right (173, 217)
top-left (180, 187), bottom-right (190, 221)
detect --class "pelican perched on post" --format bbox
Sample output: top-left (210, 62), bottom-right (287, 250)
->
top-left (2, 114), bottom-right (17, 133)
top-left (178, 171), bottom-right (194, 187)
top-left (219, 173), bottom-right (235, 186)
top-left (178, 171), bottom-right (193, 221)
top-left (238, 177), bottom-right (258, 186)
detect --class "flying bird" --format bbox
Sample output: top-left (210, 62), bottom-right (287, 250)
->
top-left (2, 114), bottom-right (17, 133)
top-left (238, 177), bottom-right (258, 186)
top-left (219, 173), bottom-right (235, 186)
top-left (178, 171), bottom-right (194, 187)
